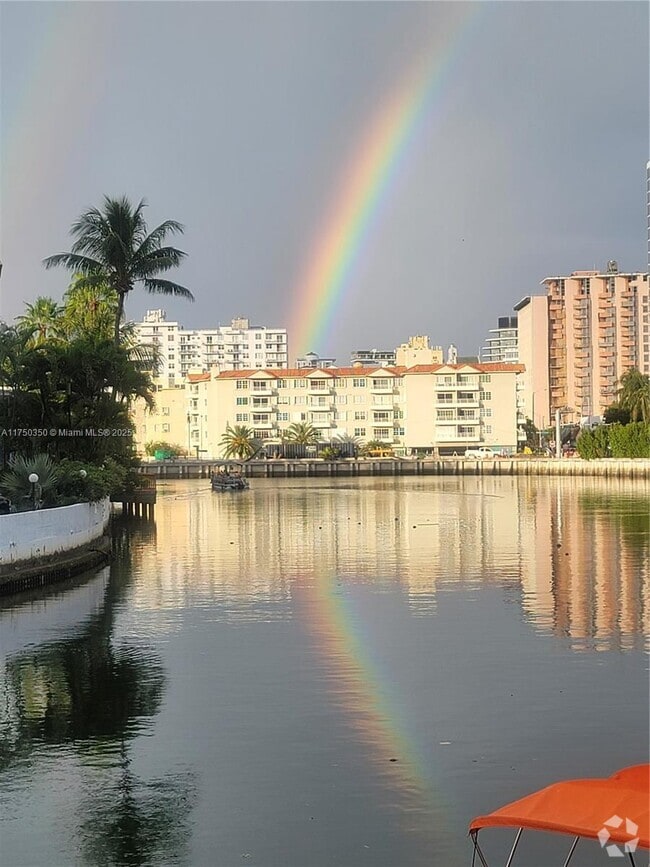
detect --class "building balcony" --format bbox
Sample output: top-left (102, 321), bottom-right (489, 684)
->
top-left (434, 429), bottom-right (480, 442)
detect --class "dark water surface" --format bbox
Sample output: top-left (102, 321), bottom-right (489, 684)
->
top-left (1, 476), bottom-right (648, 867)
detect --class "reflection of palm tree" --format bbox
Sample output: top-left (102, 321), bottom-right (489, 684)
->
top-left (80, 737), bottom-right (196, 867)
top-left (0, 517), bottom-right (195, 864)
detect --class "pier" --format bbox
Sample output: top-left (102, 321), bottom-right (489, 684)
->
top-left (110, 476), bottom-right (157, 517)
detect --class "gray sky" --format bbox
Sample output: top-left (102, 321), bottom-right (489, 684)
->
top-left (1, 1), bottom-right (647, 362)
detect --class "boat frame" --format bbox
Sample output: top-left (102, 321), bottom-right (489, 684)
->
top-left (210, 461), bottom-right (249, 491)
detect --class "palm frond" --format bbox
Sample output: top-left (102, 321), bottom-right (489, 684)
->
top-left (143, 278), bottom-right (194, 300)
top-left (133, 247), bottom-right (187, 277)
top-left (43, 252), bottom-right (105, 273)
top-left (136, 220), bottom-right (185, 259)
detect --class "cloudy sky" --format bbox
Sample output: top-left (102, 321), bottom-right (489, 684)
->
top-left (1, 1), bottom-right (647, 362)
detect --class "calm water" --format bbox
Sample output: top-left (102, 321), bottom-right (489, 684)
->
top-left (0, 476), bottom-right (648, 867)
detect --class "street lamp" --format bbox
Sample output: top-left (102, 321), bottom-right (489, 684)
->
top-left (554, 406), bottom-right (573, 459)
top-left (28, 472), bottom-right (39, 510)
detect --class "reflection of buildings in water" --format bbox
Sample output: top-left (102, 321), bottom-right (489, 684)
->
top-left (135, 478), bottom-right (649, 649)
top-left (518, 478), bottom-right (650, 651)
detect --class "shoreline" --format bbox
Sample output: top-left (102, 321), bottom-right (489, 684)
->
top-left (138, 457), bottom-right (650, 480)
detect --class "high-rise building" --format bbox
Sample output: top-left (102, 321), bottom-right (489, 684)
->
top-left (518, 265), bottom-right (649, 424)
top-left (133, 310), bottom-right (289, 385)
top-left (480, 316), bottom-right (519, 363)
top-left (514, 296), bottom-right (550, 428)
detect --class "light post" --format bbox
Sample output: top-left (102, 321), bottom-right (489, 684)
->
top-left (554, 406), bottom-right (573, 459)
top-left (28, 472), bottom-right (39, 510)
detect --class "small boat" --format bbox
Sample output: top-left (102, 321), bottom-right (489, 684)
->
top-left (211, 461), bottom-right (249, 492)
top-left (469, 764), bottom-right (649, 865)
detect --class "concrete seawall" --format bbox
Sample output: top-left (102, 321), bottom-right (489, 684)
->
top-left (138, 458), bottom-right (650, 480)
top-left (0, 499), bottom-right (111, 594)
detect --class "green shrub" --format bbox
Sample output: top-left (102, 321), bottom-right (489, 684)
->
top-left (608, 422), bottom-right (650, 458)
top-left (320, 446), bottom-right (342, 461)
top-left (576, 427), bottom-right (610, 460)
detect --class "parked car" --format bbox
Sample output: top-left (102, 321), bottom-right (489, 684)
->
top-left (464, 446), bottom-right (497, 459)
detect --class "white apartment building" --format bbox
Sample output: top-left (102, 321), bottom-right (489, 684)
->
top-left (480, 316), bottom-right (519, 363)
top-left (133, 310), bottom-right (289, 385)
top-left (134, 362), bottom-right (525, 458)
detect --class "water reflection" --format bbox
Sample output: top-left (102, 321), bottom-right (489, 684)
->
top-left (0, 519), bottom-right (195, 866)
top-left (136, 476), bottom-right (649, 651)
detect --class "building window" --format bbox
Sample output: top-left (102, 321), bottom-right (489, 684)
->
top-left (354, 411), bottom-right (366, 420)
top-left (353, 378), bottom-right (366, 387)
top-left (236, 397), bottom-right (249, 405)
top-left (484, 425), bottom-right (492, 434)
top-left (479, 374), bottom-right (491, 383)
top-left (480, 408), bottom-right (492, 417)
top-left (236, 380), bottom-right (249, 389)
top-left (162, 424), bottom-right (170, 433)
top-left (162, 407), bottom-right (170, 416)
top-left (458, 425), bottom-right (476, 437)
top-left (354, 428), bottom-right (366, 437)
top-left (276, 379), bottom-right (286, 388)
top-left (437, 392), bottom-right (453, 403)
top-left (374, 428), bottom-right (391, 440)
top-left (481, 391), bottom-right (492, 401)
top-left (278, 412), bottom-right (289, 422)
top-left (395, 427), bottom-right (405, 437)
top-left (437, 409), bottom-right (454, 420)
top-left (373, 411), bottom-right (391, 422)
top-left (336, 395), bottom-right (347, 404)
top-left (236, 413), bottom-right (249, 422)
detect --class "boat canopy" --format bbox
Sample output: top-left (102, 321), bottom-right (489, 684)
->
top-left (470, 765), bottom-right (649, 849)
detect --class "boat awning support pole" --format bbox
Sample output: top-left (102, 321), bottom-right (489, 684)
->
top-left (504, 828), bottom-right (523, 867)
top-left (470, 830), bottom-right (490, 867)
top-left (561, 836), bottom-right (579, 866)
top-left (627, 854), bottom-right (636, 866)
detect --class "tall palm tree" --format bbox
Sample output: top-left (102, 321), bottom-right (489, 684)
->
top-left (284, 421), bottom-right (319, 445)
top-left (618, 368), bottom-right (650, 423)
top-left (220, 424), bottom-right (257, 459)
top-left (15, 296), bottom-right (63, 345)
top-left (43, 196), bottom-right (194, 344)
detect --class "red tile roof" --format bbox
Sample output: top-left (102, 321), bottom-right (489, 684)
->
top-left (214, 362), bottom-right (524, 379)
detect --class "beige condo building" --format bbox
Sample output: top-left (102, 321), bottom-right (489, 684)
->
top-left (134, 362), bottom-right (526, 458)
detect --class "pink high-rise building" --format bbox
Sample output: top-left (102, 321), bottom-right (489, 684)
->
top-left (518, 265), bottom-right (649, 424)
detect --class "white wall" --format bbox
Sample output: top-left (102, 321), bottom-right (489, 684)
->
top-left (0, 499), bottom-right (110, 566)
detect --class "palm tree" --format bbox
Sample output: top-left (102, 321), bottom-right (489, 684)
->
top-left (43, 196), bottom-right (194, 344)
top-left (618, 368), bottom-right (650, 423)
top-left (62, 276), bottom-right (118, 340)
top-left (15, 296), bottom-right (63, 345)
top-left (284, 421), bottom-right (319, 445)
top-left (220, 424), bottom-right (257, 459)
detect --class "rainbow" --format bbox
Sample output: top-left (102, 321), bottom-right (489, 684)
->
top-left (294, 568), bottom-right (450, 847)
top-left (289, 8), bottom-right (480, 359)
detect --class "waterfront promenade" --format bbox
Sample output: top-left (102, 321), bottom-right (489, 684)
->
top-left (138, 457), bottom-right (650, 480)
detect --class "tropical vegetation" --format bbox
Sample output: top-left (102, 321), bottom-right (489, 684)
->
top-left (219, 424), bottom-right (259, 459)
top-left (43, 195), bottom-right (193, 343)
top-left (617, 368), bottom-right (650, 423)
top-left (283, 422), bottom-right (319, 445)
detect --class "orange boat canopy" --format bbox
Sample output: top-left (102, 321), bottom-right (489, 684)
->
top-left (470, 765), bottom-right (649, 850)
